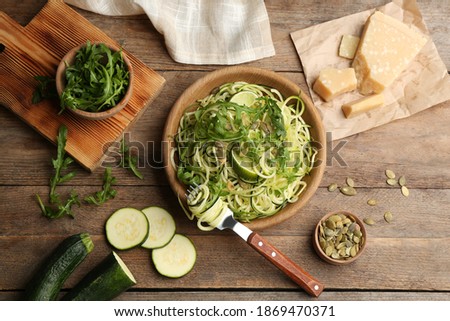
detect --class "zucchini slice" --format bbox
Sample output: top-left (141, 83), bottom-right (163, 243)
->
top-left (141, 206), bottom-right (176, 249)
top-left (152, 234), bottom-right (196, 278)
top-left (62, 251), bottom-right (136, 301)
top-left (24, 233), bottom-right (94, 301)
top-left (105, 207), bottom-right (149, 250)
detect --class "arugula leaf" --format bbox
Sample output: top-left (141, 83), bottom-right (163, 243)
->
top-left (49, 125), bottom-right (77, 203)
top-left (265, 97), bottom-right (286, 138)
top-left (32, 75), bottom-right (58, 104)
top-left (36, 125), bottom-right (78, 219)
top-left (119, 138), bottom-right (143, 179)
top-left (36, 192), bottom-right (80, 219)
top-left (84, 167), bottom-right (117, 205)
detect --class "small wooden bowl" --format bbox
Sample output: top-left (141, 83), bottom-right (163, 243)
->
top-left (313, 211), bottom-right (367, 265)
top-left (55, 42), bottom-right (133, 120)
top-left (162, 66), bottom-right (326, 230)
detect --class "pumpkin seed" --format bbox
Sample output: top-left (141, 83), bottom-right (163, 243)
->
top-left (363, 217), bottom-right (375, 226)
top-left (345, 239), bottom-right (353, 248)
top-left (326, 219), bottom-right (336, 230)
top-left (336, 242), bottom-right (346, 250)
top-left (340, 186), bottom-right (357, 196)
top-left (327, 183), bottom-right (338, 192)
top-left (319, 224), bottom-right (324, 236)
top-left (348, 222), bottom-right (356, 233)
top-left (398, 176), bottom-right (406, 186)
top-left (385, 169), bottom-right (396, 179)
top-left (367, 199), bottom-right (377, 206)
top-left (401, 186), bottom-right (410, 197)
top-left (338, 213), bottom-right (347, 220)
top-left (346, 177), bottom-right (355, 187)
top-left (345, 247), bottom-right (351, 256)
top-left (319, 237), bottom-right (327, 249)
top-left (341, 226), bottom-right (348, 235)
top-left (324, 227), bottom-right (335, 236)
top-left (329, 214), bottom-right (342, 223)
top-left (386, 178), bottom-right (397, 186)
top-left (342, 218), bottom-right (352, 225)
top-left (384, 211), bottom-right (393, 223)
top-left (331, 251), bottom-right (340, 259)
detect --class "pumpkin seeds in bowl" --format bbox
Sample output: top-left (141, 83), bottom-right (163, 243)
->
top-left (313, 211), bottom-right (367, 265)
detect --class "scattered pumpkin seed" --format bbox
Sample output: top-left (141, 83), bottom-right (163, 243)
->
top-left (363, 217), bottom-right (376, 226)
top-left (327, 183), bottom-right (338, 192)
top-left (386, 178), bottom-right (398, 186)
top-left (385, 169), bottom-right (396, 179)
top-left (317, 213), bottom-right (365, 261)
top-left (340, 186), bottom-right (357, 196)
top-left (401, 185), bottom-right (410, 197)
top-left (367, 199), bottom-right (377, 206)
top-left (398, 176), bottom-right (406, 186)
top-left (346, 177), bottom-right (355, 187)
top-left (384, 211), bottom-right (393, 223)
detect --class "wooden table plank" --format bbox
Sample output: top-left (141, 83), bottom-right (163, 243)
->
top-left (1, 186), bottom-right (449, 238)
top-left (2, 290), bottom-right (450, 301)
top-left (1, 235), bottom-right (449, 291)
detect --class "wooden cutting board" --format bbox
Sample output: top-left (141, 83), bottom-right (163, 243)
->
top-left (0, 0), bottom-right (165, 171)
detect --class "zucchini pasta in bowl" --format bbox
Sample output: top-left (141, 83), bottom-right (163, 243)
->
top-left (163, 66), bottom-right (326, 230)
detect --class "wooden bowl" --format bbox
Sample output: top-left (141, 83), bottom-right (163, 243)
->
top-left (162, 66), bottom-right (326, 230)
top-left (55, 42), bottom-right (133, 120)
top-left (313, 211), bottom-right (367, 265)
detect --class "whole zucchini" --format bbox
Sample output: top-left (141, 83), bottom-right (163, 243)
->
top-left (23, 233), bottom-right (94, 300)
top-left (62, 251), bottom-right (136, 301)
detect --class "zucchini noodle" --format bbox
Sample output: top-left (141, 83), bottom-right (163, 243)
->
top-left (173, 82), bottom-right (317, 229)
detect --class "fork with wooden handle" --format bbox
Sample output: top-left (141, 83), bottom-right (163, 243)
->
top-left (186, 186), bottom-right (324, 297)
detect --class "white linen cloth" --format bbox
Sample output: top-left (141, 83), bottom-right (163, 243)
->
top-left (65, 0), bottom-right (276, 65)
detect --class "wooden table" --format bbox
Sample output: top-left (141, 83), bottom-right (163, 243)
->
top-left (1, 0), bottom-right (449, 301)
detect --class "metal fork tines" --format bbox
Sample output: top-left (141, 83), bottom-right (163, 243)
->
top-left (185, 183), bottom-right (199, 202)
top-left (185, 183), bottom-right (252, 240)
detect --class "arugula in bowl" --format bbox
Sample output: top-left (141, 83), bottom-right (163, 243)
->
top-left (56, 41), bottom-right (132, 118)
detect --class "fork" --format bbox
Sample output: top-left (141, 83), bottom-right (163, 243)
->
top-left (186, 185), bottom-right (324, 297)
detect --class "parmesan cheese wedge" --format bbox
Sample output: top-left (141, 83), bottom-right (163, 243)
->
top-left (352, 11), bottom-right (427, 95)
top-left (313, 68), bottom-right (357, 102)
top-left (342, 93), bottom-right (384, 119)
top-left (339, 35), bottom-right (360, 59)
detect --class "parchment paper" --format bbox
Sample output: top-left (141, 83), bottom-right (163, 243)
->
top-left (290, 0), bottom-right (450, 140)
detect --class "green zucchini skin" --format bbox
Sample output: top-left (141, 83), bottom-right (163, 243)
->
top-left (23, 233), bottom-right (94, 301)
top-left (62, 251), bottom-right (136, 301)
